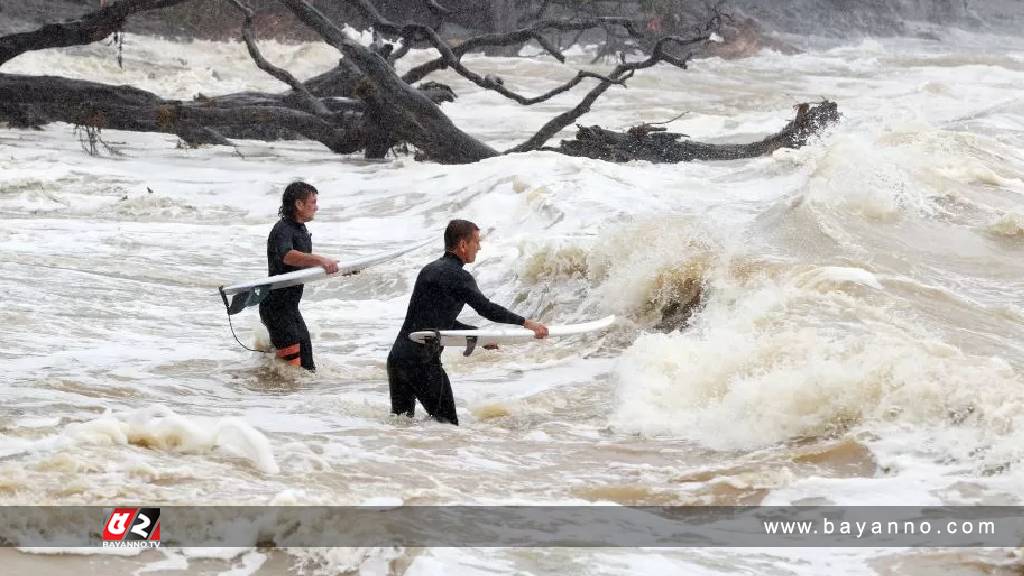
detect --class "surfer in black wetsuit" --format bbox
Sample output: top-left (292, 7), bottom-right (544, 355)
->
top-left (260, 182), bottom-right (340, 371)
top-left (387, 220), bottom-right (548, 425)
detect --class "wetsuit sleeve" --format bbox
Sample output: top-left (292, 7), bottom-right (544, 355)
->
top-left (456, 272), bottom-right (526, 326)
top-left (269, 226), bottom-right (295, 268)
top-left (452, 320), bottom-right (478, 331)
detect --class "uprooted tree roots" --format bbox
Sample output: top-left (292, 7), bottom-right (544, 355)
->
top-left (557, 101), bottom-right (841, 162)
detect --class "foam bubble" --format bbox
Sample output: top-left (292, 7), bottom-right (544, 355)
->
top-left (792, 266), bottom-right (883, 291)
top-left (940, 163), bottom-right (1024, 191)
top-left (65, 406), bottom-right (279, 474)
top-left (518, 244), bottom-right (589, 283)
top-left (987, 211), bottom-right (1024, 237)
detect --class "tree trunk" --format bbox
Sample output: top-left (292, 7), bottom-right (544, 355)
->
top-left (0, 0), bottom-right (190, 68)
top-left (0, 73), bottom-right (364, 152)
top-left (279, 0), bottom-right (500, 164)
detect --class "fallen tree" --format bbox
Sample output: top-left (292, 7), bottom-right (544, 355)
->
top-left (0, 0), bottom-right (841, 164)
top-left (557, 101), bottom-right (841, 162)
top-left (0, 72), bottom-right (366, 151)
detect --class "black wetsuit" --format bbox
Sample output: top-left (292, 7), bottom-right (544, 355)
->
top-left (259, 217), bottom-right (315, 371)
top-left (388, 252), bottom-right (525, 425)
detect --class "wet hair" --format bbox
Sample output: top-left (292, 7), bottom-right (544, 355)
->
top-left (444, 219), bottom-right (479, 250)
top-left (279, 181), bottom-right (318, 220)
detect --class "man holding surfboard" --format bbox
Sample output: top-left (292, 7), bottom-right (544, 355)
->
top-left (387, 220), bottom-right (549, 425)
top-left (260, 181), bottom-right (340, 371)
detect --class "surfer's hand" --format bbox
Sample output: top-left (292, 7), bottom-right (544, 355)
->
top-left (321, 257), bottom-right (340, 275)
top-left (524, 319), bottom-right (548, 339)
top-left (483, 343), bottom-right (499, 350)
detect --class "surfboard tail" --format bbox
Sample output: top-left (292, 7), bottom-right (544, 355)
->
top-left (220, 284), bottom-right (271, 316)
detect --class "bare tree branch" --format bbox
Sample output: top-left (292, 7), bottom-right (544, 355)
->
top-left (224, 0), bottom-right (329, 116)
top-left (529, 32), bottom-right (565, 62)
top-left (0, 0), bottom-right (190, 68)
top-left (424, 0), bottom-right (452, 16)
top-left (315, 4), bottom-right (642, 111)
top-left (527, 0), bottom-right (555, 23)
top-left (345, 0), bottom-right (389, 28)
top-left (401, 17), bottom-right (644, 85)
top-left (407, 32), bottom-right (622, 106)
top-left (277, 0), bottom-right (498, 163)
top-left (647, 110), bottom-right (689, 125)
top-left (507, 70), bottom-right (631, 154)
top-left (510, 29), bottom-right (712, 153)
top-left (648, 35), bottom-right (708, 69)
top-left (387, 40), bottom-right (412, 65)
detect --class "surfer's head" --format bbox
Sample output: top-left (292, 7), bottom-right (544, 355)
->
top-left (445, 219), bottom-right (481, 264)
top-left (280, 181), bottom-right (319, 223)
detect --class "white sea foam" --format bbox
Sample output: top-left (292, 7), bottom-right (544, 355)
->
top-left (611, 262), bottom-right (1024, 469)
top-left (64, 406), bottom-right (279, 474)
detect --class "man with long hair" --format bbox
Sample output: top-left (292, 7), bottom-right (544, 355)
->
top-left (260, 181), bottom-right (339, 371)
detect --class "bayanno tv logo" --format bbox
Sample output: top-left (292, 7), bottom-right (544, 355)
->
top-left (101, 508), bottom-right (161, 548)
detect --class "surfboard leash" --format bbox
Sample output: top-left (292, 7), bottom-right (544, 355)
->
top-left (218, 285), bottom-right (275, 353)
top-left (224, 303), bottom-right (275, 354)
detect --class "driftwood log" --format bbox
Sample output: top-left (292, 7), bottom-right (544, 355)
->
top-left (0, 71), bottom-right (458, 152)
top-left (0, 73), bottom-right (364, 150)
top-left (557, 101), bottom-right (841, 162)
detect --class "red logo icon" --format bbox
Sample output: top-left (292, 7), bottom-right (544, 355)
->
top-left (102, 508), bottom-right (161, 548)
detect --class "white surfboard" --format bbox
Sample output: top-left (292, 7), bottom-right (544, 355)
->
top-left (219, 240), bottom-right (430, 315)
top-left (408, 315), bottom-right (615, 356)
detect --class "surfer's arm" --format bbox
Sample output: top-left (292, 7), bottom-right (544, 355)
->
top-left (457, 274), bottom-right (525, 326)
top-left (457, 274), bottom-right (547, 338)
top-left (283, 250), bottom-right (340, 274)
